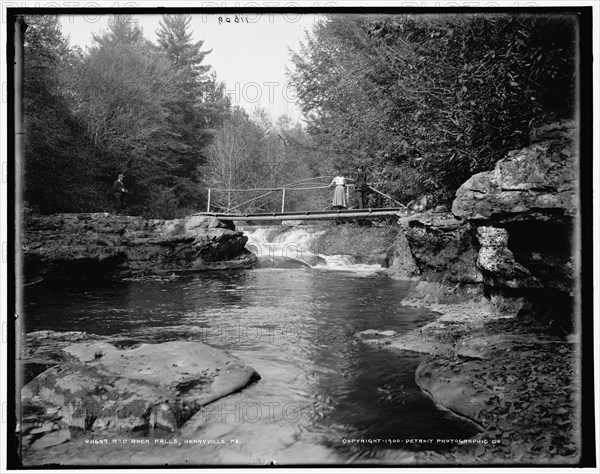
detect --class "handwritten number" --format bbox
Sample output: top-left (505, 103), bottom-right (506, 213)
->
top-left (218, 15), bottom-right (248, 25)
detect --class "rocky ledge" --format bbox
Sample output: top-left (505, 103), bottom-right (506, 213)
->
top-left (22, 213), bottom-right (257, 283)
top-left (356, 304), bottom-right (578, 464)
top-left (21, 332), bottom-right (260, 452)
top-left (371, 120), bottom-right (580, 463)
top-left (388, 120), bottom-right (578, 332)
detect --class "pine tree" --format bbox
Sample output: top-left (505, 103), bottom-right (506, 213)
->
top-left (92, 15), bottom-right (145, 47)
top-left (156, 14), bottom-right (211, 77)
top-left (155, 14), bottom-right (229, 210)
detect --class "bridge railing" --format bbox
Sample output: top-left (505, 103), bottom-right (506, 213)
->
top-left (206, 176), bottom-right (333, 214)
top-left (205, 177), bottom-right (406, 214)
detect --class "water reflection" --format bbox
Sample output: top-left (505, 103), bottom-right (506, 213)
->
top-left (23, 269), bottom-right (479, 465)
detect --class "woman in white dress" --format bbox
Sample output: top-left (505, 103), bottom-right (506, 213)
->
top-left (329, 173), bottom-right (347, 209)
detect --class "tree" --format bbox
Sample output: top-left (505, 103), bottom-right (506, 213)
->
top-left (201, 107), bottom-right (271, 212)
top-left (289, 15), bottom-right (411, 204)
top-left (155, 14), bottom-right (216, 154)
top-left (21, 13), bottom-right (232, 218)
top-left (156, 14), bottom-right (211, 74)
top-left (22, 15), bottom-right (102, 213)
top-left (155, 14), bottom-right (229, 211)
top-left (289, 13), bottom-right (577, 204)
top-left (275, 116), bottom-right (338, 211)
top-left (92, 14), bottom-right (145, 47)
top-left (202, 106), bottom-right (341, 214)
top-left (74, 17), bottom-right (186, 216)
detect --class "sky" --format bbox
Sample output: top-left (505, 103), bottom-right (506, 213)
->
top-left (59, 12), bottom-right (322, 122)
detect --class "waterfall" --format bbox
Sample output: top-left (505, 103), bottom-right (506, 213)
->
top-left (241, 225), bottom-right (383, 274)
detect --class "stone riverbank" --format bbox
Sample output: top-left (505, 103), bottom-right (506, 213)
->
top-left (22, 213), bottom-right (257, 284)
top-left (356, 282), bottom-right (579, 464)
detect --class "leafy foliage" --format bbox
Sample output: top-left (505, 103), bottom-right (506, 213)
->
top-left (202, 106), bottom-right (341, 214)
top-left (22, 14), bottom-right (230, 218)
top-left (22, 13), bottom-right (576, 216)
top-left (74, 17), bottom-right (188, 215)
top-left (289, 14), bottom-right (577, 204)
top-left (23, 16), bottom-right (102, 212)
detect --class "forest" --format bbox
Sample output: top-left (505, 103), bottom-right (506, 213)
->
top-left (21, 13), bottom-right (577, 218)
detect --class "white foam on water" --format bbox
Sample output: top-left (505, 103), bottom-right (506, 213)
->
top-left (241, 226), bottom-right (383, 274)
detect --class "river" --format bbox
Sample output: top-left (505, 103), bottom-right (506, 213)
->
top-left (22, 227), bottom-right (479, 466)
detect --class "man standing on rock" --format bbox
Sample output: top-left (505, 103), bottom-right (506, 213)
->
top-left (113, 173), bottom-right (127, 214)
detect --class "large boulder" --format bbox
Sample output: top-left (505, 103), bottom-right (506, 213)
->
top-left (395, 211), bottom-right (483, 287)
top-left (22, 213), bottom-right (257, 283)
top-left (452, 120), bottom-right (577, 223)
top-left (450, 120), bottom-right (577, 327)
top-left (21, 340), bottom-right (260, 434)
top-left (384, 230), bottom-right (420, 279)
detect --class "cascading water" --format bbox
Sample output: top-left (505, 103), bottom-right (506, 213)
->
top-left (241, 225), bottom-right (383, 274)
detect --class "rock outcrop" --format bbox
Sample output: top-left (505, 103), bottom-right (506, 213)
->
top-left (452, 120), bottom-right (577, 223)
top-left (21, 338), bottom-right (260, 443)
top-left (396, 211), bottom-right (482, 287)
top-left (372, 120), bottom-right (580, 462)
top-left (389, 120), bottom-right (577, 329)
top-left (454, 120), bottom-right (577, 328)
top-left (22, 213), bottom-right (257, 283)
top-left (309, 224), bottom-right (401, 266)
top-left (384, 229), bottom-right (420, 279)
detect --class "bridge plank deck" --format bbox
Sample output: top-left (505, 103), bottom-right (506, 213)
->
top-left (198, 208), bottom-right (403, 222)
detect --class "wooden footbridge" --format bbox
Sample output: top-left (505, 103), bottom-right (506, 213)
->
top-left (202, 176), bottom-right (407, 223)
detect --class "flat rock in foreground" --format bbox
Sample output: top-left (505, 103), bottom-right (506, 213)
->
top-left (356, 303), bottom-right (579, 463)
top-left (22, 341), bottom-right (260, 436)
top-left (415, 332), bottom-right (578, 462)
